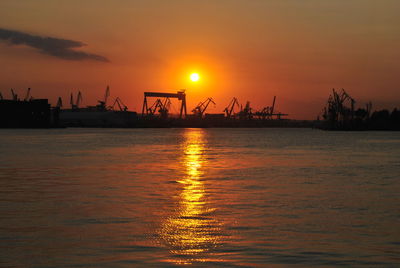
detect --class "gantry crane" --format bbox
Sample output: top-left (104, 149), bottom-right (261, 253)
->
top-left (192, 97), bottom-right (215, 118)
top-left (145, 97), bottom-right (170, 117)
top-left (142, 91), bottom-right (187, 118)
top-left (224, 97), bottom-right (240, 118)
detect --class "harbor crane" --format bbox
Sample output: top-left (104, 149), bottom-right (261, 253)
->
top-left (253, 96), bottom-right (288, 120)
top-left (24, 88), bottom-right (31, 101)
top-left (146, 99), bottom-right (162, 115)
top-left (224, 97), bottom-right (240, 118)
top-left (56, 97), bottom-right (63, 108)
top-left (238, 101), bottom-right (252, 119)
top-left (157, 98), bottom-right (171, 118)
top-left (111, 97), bottom-right (128, 111)
top-left (324, 88), bottom-right (355, 123)
top-left (341, 88), bottom-right (355, 121)
top-left (256, 96), bottom-right (276, 120)
top-left (97, 85), bottom-right (110, 109)
top-left (11, 89), bottom-right (18, 101)
top-left (145, 98), bottom-right (170, 117)
top-left (142, 90), bottom-right (187, 118)
top-left (192, 97), bottom-right (215, 118)
top-left (70, 91), bottom-right (82, 109)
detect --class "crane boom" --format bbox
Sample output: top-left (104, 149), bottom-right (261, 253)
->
top-left (76, 91), bottom-right (82, 108)
top-left (24, 88), bottom-right (31, 101)
top-left (111, 97), bottom-right (128, 111)
top-left (192, 97), bottom-right (215, 117)
top-left (224, 97), bottom-right (239, 118)
top-left (203, 98), bottom-right (215, 114)
top-left (271, 96), bottom-right (276, 115)
top-left (11, 89), bottom-right (17, 101)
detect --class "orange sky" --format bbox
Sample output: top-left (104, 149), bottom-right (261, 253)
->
top-left (1, 0), bottom-right (399, 119)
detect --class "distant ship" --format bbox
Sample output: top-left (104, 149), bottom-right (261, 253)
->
top-left (59, 87), bottom-right (138, 127)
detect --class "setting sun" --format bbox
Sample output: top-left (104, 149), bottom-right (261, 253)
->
top-left (190, 73), bottom-right (200, 82)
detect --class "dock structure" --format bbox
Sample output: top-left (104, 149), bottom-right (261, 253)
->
top-left (1, 86), bottom-right (297, 128)
top-left (0, 98), bottom-right (53, 128)
top-left (142, 90), bottom-right (187, 118)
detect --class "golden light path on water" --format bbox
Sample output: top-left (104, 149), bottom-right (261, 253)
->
top-left (159, 129), bottom-right (222, 265)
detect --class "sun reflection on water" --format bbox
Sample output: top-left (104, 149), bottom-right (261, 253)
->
top-left (160, 129), bottom-right (222, 265)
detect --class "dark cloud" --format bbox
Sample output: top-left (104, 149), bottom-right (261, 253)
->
top-left (0, 28), bottom-right (109, 62)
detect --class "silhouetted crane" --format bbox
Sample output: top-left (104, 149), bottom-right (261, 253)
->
top-left (192, 97), bottom-right (215, 118)
top-left (11, 89), bottom-right (18, 101)
top-left (323, 88), bottom-right (356, 126)
top-left (146, 99), bottom-right (162, 115)
top-left (111, 97), bottom-right (128, 111)
top-left (24, 88), bottom-right (31, 101)
top-left (238, 101), bottom-right (252, 119)
top-left (56, 97), bottom-right (63, 108)
top-left (158, 98), bottom-right (171, 118)
top-left (224, 97), bottom-right (240, 118)
top-left (97, 85), bottom-right (110, 110)
top-left (255, 96), bottom-right (277, 119)
top-left (70, 91), bottom-right (82, 109)
top-left (142, 91), bottom-right (187, 118)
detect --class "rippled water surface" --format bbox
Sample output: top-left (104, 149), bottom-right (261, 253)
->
top-left (1, 128), bottom-right (400, 267)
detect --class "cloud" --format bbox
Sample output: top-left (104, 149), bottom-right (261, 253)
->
top-left (0, 28), bottom-right (109, 62)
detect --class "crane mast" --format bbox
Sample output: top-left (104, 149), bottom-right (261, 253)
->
top-left (70, 93), bottom-right (74, 108)
top-left (56, 97), bottom-right (63, 108)
top-left (104, 86), bottom-right (110, 105)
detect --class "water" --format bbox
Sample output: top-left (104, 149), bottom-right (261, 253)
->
top-left (0, 128), bottom-right (399, 267)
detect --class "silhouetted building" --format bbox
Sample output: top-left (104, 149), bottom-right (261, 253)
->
top-left (0, 99), bottom-right (52, 128)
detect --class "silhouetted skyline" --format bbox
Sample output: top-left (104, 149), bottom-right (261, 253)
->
top-left (1, 0), bottom-right (399, 119)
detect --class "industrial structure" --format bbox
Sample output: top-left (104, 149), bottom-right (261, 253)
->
top-left (59, 86), bottom-right (137, 127)
top-left (2, 85), bottom-right (398, 129)
top-left (1, 86), bottom-right (298, 128)
top-left (0, 88), bottom-right (57, 128)
top-left (317, 88), bottom-right (400, 130)
top-left (142, 90), bottom-right (187, 118)
top-left (192, 98), bottom-right (215, 118)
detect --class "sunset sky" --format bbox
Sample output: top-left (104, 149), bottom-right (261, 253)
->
top-left (1, 0), bottom-right (399, 119)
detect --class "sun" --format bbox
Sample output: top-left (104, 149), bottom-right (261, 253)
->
top-left (190, 73), bottom-right (200, 82)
